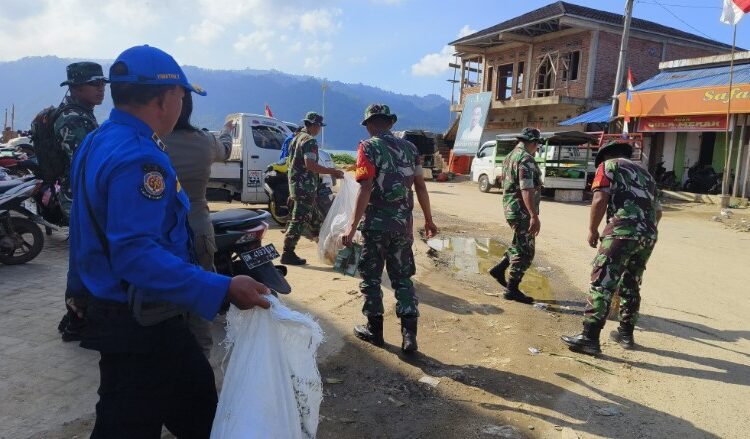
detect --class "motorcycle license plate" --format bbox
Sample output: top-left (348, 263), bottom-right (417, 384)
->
top-left (240, 244), bottom-right (280, 271)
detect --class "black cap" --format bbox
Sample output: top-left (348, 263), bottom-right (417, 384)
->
top-left (595, 141), bottom-right (634, 167)
top-left (60, 62), bottom-right (108, 87)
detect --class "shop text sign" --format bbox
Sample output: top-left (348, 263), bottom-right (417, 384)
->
top-left (618, 84), bottom-right (750, 117)
top-left (638, 115), bottom-right (727, 132)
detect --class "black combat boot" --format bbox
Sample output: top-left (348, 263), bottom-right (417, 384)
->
top-left (281, 250), bottom-right (306, 266)
top-left (561, 322), bottom-right (602, 355)
top-left (354, 316), bottom-right (384, 347)
top-left (503, 278), bottom-right (534, 304)
top-left (488, 256), bottom-right (510, 287)
top-left (400, 317), bottom-right (418, 353)
top-left (610, 322), bottom-right (635, 349)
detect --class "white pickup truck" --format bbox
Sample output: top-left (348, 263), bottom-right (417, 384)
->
top-left (208, 113), bottom-right (335, 204)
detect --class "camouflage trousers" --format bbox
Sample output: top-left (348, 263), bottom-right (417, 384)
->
top-left (359, 230), bottom-right (418, 318)
top-left (283, 198), bottom-right (320, 252)
top-left (584, 237), bottom-right (656, 327)
top-left (506, 218), bottom-right (535, 282)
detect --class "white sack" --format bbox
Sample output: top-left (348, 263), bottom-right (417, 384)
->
top-left (318, 173), bottom-right (359, 265)
top-left (211, 296), bottom-right (324, 439)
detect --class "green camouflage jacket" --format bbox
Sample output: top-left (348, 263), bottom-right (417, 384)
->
top-left (54, 96), bottom-right (98, 183)
top-left (592, 158), bottom-right (660, 240)
top-left (355, 131), bottom-right (421, 234)
top-left (288, 130), bottom-right (319, 200)
top-left (501, 143), bottom-right (541, 221)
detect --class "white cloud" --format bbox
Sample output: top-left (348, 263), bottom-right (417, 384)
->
top-left (369, 0), bottom-right (404, 4)
top-left (411, 46), bottom-right (453, 76)
top-left (410, 25), bottom-right (476, 77)
top-left (458, 25), bottom-right (476, 38)
top-left (0, 1), bottom-right (340, 73)
top-left (299, 8), bottom-right (342, 34)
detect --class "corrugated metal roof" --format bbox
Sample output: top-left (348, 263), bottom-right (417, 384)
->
top-left (559, 105), bottom-right (612, 125)
top-left (635, 63), bottom-right (750, 92)
top-left (451, 1), bottom-right (733, 50)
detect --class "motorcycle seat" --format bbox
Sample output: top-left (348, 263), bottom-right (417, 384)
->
top-left (211, 208), bottom-right (270, 230)
top-left (0, 178), bottom-right (25, 194)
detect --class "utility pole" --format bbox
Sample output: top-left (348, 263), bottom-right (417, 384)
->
top-left (609, 0), bottom-right (635, 127)
top-left (321, 79), bottom-right (328, 148)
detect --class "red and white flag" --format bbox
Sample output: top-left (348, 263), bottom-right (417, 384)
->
top-left (264, 104), bottom-right (273, 118)
top-left (721, 0), bottom-right (750, 25)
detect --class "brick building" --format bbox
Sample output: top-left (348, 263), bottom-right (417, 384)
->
top-left (447, 1), bottom-right (732, 148)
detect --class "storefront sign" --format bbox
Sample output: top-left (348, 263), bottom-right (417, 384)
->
top-left (618, 84), bottom-right (750, 117)
top-left (638, 115), bottom-right (728, 132)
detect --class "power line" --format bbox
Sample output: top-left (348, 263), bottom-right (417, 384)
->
top-left (636, 1), bottom-right (720, 9)
top-left (645, 0), bottom-right (716, 40)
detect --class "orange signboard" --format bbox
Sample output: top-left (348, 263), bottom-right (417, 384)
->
top-left (638, 115), bottom-right (728, 132)
top-left (618, 83), bottom-right (750, 117)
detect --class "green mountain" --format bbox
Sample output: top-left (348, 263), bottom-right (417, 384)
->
top-left (0, 56), bottom-right (450, 150)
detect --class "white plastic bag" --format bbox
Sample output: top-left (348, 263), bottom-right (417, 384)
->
top-left (318, 173), bottom-right (360, 265)
top-left (211, 296), bottom-right (324, 439)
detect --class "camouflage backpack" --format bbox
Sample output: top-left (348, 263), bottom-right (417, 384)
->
top-left (29, 104), bottom-right (70, 182)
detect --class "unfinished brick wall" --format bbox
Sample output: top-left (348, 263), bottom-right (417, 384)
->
top-left (529, 31), bottom-right (592, 99)
top-left (484, 47), bottom-right (529, 101)
top-left (482, 31), bottom-right (593, 101)
top-left (593, 31), bottom-right (727, 101)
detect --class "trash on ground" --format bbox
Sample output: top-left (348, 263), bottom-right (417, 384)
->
top-left (480, 424), bottom-right (522, 438)
top-left (528, 347), bottom-right (541, 355)
top-left (595, 406), bottom-right (621, 416)
top-left (325, 378), bottom-right (343, 384)
top-left (387, 396), bottom-right (406, 407)
top-left (418, 376), bottom-right (441, 387)
top-left (533, 303), bottom-right (549, 310)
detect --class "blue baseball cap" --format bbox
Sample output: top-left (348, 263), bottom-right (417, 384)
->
top-left (109, 45), bottom-right (206, 96)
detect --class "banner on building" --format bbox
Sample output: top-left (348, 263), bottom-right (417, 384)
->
top-left (453, 92), bottom-right (492, 155)
top-left (619, 84), bottom-right (750, 117)
top-left (638, 115), bottom-right (728, 132)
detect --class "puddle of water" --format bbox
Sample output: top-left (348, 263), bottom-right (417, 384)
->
top-left (427, 236), bottom-right (554, 302)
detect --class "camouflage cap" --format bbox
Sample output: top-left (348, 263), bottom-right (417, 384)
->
top-left (515, 127), bottom-right (542, 143)
top-left (60, 62), bottom-right (108, 87)
top-left (595, 141), bottom-right (633, 167)
top-left (303, 111), bottom-right (326, 126)
top-left (361, 104), bottom-right (397, 126)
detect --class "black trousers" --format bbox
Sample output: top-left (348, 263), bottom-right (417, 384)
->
top-left (83, 303), bottom-right (217, 438)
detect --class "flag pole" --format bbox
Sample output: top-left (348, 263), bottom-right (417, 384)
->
top-left (721, 23), bottom-right (738, 208)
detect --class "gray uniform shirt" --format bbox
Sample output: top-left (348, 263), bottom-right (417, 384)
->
top-left (165, 129), bottom-right (232, 270)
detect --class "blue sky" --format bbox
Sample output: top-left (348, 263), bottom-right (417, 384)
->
top-left (1, 0), bottom-right (748, 99)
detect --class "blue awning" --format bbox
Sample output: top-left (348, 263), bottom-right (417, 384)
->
top-left (559, 105), bottom-right (612, 126)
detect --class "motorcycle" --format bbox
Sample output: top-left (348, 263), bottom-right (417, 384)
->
top-left (654, 161), bottom-right (677, 190)
top-left (211, 208), bottom-right (291, 299)
top-left (0, 175), bottom-right (57, 264)
top-left (263, 150), bottom-right (337, 227)
top-left (683, 163), bottom-right (723, 194)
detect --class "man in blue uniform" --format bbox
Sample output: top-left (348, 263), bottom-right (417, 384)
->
top-left (66, 45), bottom-right (271, 438)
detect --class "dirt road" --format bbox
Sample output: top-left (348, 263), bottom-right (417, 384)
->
top-left (278, 179), bottom-right (749, 438)
top-left (13, 179), bottom-right (749, 439)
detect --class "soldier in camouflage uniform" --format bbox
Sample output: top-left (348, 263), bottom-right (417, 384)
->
top-left (282, 112), bottom-right (344, 265)
top-left (343, 104), bottom-right (438, 353)
top-left (55, 62), bottom-right (107, 343)
top-left (55, 62), bottom-right (108, 223)
top-left (488, 127), bottom-right (542, 304)
top-left (562, 141), bottom-right (662, 355)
